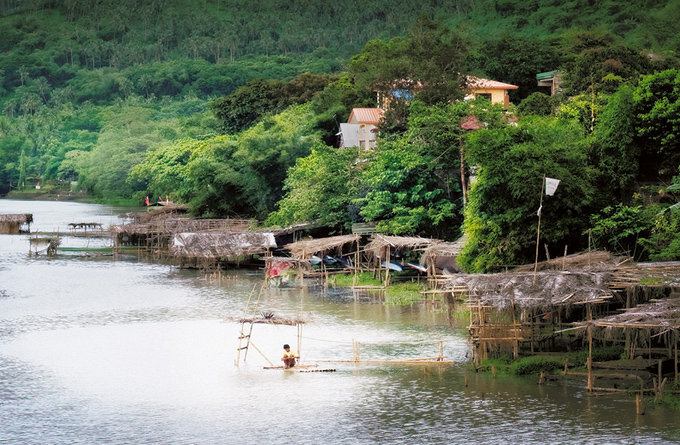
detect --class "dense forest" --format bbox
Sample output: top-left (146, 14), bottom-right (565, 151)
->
top-left (2, 0), bottom-right (680, 270)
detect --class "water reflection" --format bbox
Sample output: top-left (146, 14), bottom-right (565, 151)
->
top-left (1, 200), bottom-right (679, 444)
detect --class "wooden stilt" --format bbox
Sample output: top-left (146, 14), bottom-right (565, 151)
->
top-left (636, 393), bottom-right (645, 415)
top-left (384, 247), bottom-right (390, 287)
top-left (587, 326), bottom-right (593, 391)
top-left (675, 331), bottom-right (678, 383)
top-left (511, 301), bottom-right (519, 359)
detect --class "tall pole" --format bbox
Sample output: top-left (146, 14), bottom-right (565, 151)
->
top-left (533, 176), bottom-right (546, 285)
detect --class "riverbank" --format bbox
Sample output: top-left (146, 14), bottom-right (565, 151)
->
top-left (473, 348), bottom-right (680, 411)
top-left (4, 190), bottom-right (139, 207)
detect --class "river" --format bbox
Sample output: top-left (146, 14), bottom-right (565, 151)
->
top-left (0, 199), bottom-right (678, 444)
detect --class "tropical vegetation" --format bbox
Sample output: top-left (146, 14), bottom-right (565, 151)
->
top-left (2, 0), bottom-right (680, 270)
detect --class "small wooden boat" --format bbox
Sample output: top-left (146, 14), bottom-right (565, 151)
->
top-left (310, 255), bottom-right (322, 265)
top-left (334, 256), bottom-right (352, 268)
top-left (381, 261), bottom-right (403, 272)
top-left (323, 255), bottom-right (337, 265)
top-left (407, 262), bottom-right (428, 273)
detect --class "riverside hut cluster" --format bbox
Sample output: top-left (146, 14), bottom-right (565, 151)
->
top-left (5, 207), bottom-right (680, 394)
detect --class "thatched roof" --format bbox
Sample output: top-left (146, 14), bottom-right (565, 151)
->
top-left (610, 261), bottom-right (680, 290)
top-left (513, 251), bottom-right (623, 272)
top-left (111, 217), bottom-right (253, 235)
top-left (449, 270), bottom-right (615, 311)
top-left (0, 214), bottom-right (33, 224)
top-left (170, 231), bottom-right (276, 259)
top-left (262, 256), bottom-right (311, 265)
top-left (587, 298), bottom-right (680, 331)
top-left (238, 312), bottom-right (305, 325)
top-left (365, 235), bottom-right (436, 258)
top-left (421, 235), bottom-right (467, 264)
top-left (285, 234), bottom-right (359, 258)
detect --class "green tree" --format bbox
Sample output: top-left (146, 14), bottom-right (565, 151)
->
top-left (588, 84), bottom-right (638, 204)
top-left (474, 35), bottom-right (562, 102)
top-left (267, 144), bottom-right (360, 230)
top-left (458, 116), bottom-right (595, 272)
top-left (634, 69), bottom-right (680, 180)
top-left (348, 16), bottom-right (469, 106)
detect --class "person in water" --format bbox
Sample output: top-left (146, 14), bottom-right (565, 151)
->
top-left (282, 344), bottom-right (298, 368)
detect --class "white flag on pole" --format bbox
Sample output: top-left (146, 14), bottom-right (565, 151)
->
top-left (545, 177), bottom-right (560, 196)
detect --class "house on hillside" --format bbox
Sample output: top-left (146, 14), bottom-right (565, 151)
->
top-left (376, 76), bottom-right (519, 109)
top-left (338, 107), bottom-right (384, 149)
top-left (463, 76), bottom-right (519, 108)
top-left (536, 70), bottom-right (562, 96)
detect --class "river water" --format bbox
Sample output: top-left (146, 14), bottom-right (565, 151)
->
top-left (0, 199), bottom-right (678, 444)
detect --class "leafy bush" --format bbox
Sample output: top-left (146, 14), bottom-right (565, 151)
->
top-left (508, 356), bottom-right (563, 375)
top-left (589, 204), bottom-right (654, 255)
top-left (517, 92), bottom-right (553, 116)
top-left (566, 345), bottom-right (624, 366)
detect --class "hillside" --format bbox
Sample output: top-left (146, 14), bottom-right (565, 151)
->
top-left (1, 0), bottom-right (679, 201)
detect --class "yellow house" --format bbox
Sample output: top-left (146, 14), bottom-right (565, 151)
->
top-left (464, 76), bottom-right (519, 108)
top-left (377, 76), bottom-right (519, 109)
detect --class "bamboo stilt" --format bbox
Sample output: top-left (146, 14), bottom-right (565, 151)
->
top-left (675, 332), bottom-right (678, 383)
top-left (587, 326), bottom-right (593, 391)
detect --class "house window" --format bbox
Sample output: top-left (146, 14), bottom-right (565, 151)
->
top-left (476, 93), bottom-right (492, 101)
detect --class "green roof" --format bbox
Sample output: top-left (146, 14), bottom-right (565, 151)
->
top-left (536, 71), bottom-right (556, 80)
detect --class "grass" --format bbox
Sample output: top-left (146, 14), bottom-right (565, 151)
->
top-left (385, 282), bottom-right (426, 305)
top-left (327, 272), bottom-right (382, 287)
top-left (475, 346), bottom-right (625, 376)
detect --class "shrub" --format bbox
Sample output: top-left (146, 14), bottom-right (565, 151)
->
top-left (508, 356), bottom-right (563, 375)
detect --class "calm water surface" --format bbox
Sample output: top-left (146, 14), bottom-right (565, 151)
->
top-left (1, 199), bottom-right (679, 444)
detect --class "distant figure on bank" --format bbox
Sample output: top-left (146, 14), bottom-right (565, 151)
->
top-left (282, 344), bottom-right (298, 368)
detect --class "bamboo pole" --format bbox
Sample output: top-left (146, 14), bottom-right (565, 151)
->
top-left (460, 142), bottom-right (467, 205)
top-left (587, 325), bottom-right (593, 391)
top-left (511, 300), bottom-right (519, 359)
top-left (246, 339), bottom-right (274, 366)
top-left (532, 175), bottom-right (546, 285)
top-left (636, 393), bottom-right (645, 415)
top-left (675, 330), bottom-right (678, 383)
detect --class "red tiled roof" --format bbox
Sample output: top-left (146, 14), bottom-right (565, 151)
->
top-left (348, 108), bottom-right (384, 125)
top-left (466, 76), bottom-right (519, 90)
top-left (460, 115), bottom-right (482, 130)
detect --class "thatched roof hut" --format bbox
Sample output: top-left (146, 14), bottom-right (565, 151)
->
top-left (513, 251), bottom-right (623, 272)
top-left (364, 235), bottom-right (436, 259)
top-left (420, 237), bottom-right (467, 265)
top-left (0, 213), bottom-right (33, 234)
top-left (0, 214), bottom-right (33, 224)
top-left (237, 313), bottom-right (306, 326)
top-left (449, 270), bottom-right (615, 312)
top-left (170, 231), bottom-right (276, 259)
top-left (587, 298), bottom-right (680, 331)
top-left (609, 262), bottom-right (680, 291)
top-left (285, 234), bottom-right (359, 258)
top-left (112, 217), bottom-right (253, 235)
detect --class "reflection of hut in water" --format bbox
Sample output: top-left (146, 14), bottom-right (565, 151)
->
top-left (0, 214), bottom-right (33, 234)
